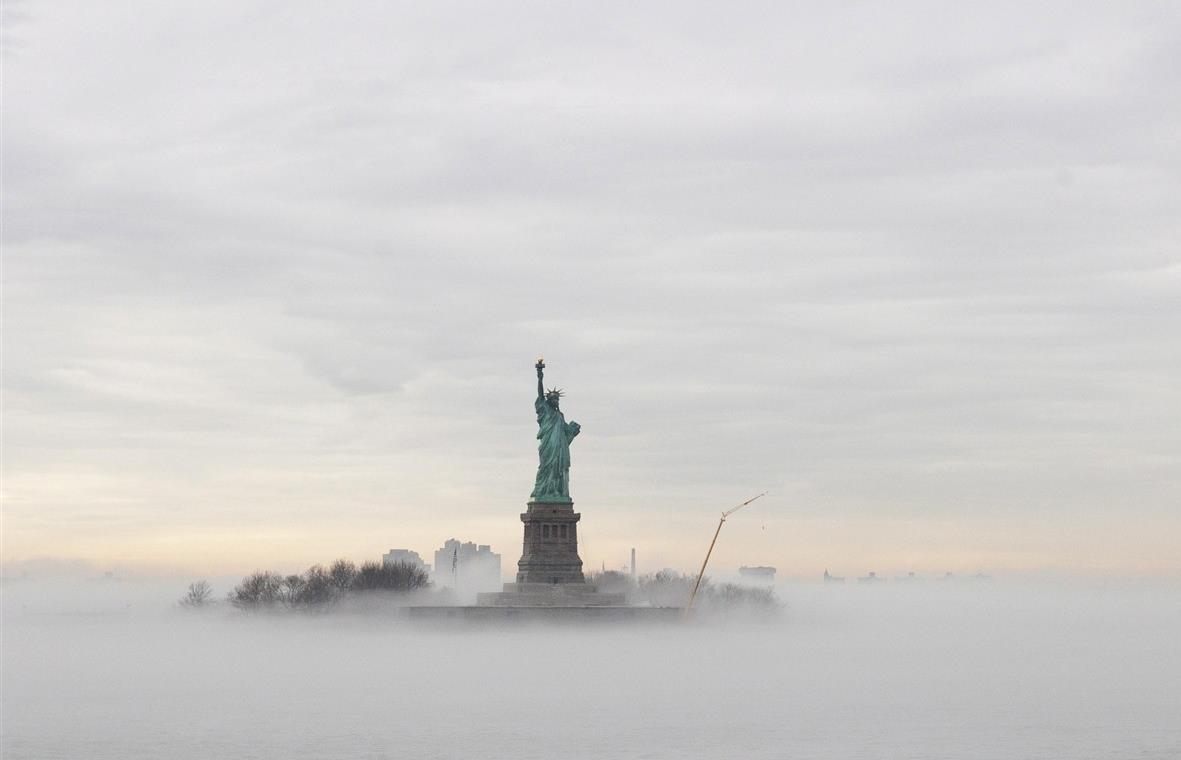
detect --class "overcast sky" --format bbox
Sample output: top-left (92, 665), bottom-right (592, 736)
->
top-left (4, 1), bottom-right (1179, 579)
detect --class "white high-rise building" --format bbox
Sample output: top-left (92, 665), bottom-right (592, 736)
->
top-left (382, 548), bottom-right (428, 572)
top-left (433, 538), bottom-right (502, 601)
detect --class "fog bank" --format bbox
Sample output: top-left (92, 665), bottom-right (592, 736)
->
top-left (4, 580), bottom-right (1178, 758)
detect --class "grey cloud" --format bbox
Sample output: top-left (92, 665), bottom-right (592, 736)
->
top-left (6, 0), bottom-right (1179, 574)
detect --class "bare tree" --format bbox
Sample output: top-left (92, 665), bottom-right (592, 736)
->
top-left (228, 571), bottom-right (283, 610)
top-left (279, 574), bottom-right (306, 606)
top-left (222, 558), bottom-right (432, 614)
top-left (351, 561), bottom-right (430, 592)
top-left (636, 570), bottom-right (703, 607)
top-left (301, 565), bottom-right (338, 606)
top-left (328, 559), bottom-right (357, 590)
top-left (588, 570), bottom-right (634, 595)
top-left (179, 580), bottom-right (213, 608)
top-left (709, 582), bottom-right (778, 612)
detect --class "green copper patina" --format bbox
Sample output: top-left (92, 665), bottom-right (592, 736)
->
top-left (530, 359), bottom-right (581, 503)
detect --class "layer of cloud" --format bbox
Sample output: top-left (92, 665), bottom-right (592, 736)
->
top-left (5, 1), bottom-right (1179, 576)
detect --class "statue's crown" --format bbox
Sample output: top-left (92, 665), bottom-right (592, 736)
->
top-left (545, 387), bottom-right (564, 400)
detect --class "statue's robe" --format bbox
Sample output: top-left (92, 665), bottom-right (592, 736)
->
top-left (531, 397), bottom-right (580, 501)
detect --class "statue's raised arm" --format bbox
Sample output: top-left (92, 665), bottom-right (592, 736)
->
top-left (536, 358), bottom-right (546, 401)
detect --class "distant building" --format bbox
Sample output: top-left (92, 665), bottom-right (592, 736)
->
top-left (823, 569), bottom-right (845, 584)
top-left (383, 549), bottom-right (428, 572)
top-left (857, 571), bottom-right (882, 584)
top-left (937, 572), bottom-right (992, 582)
top-left (433, 539), bottom-right (502, 600)
top-left (738, 566), bottom-right (776, 583)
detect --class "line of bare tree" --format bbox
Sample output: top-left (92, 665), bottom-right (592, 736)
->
top-left (180, 559), bottom-right (430, 612)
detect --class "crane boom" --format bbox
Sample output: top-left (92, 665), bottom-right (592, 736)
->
top-left (723, 491), bottom-right (766, 518)
top-left (684, 492), bottom-right (767, 617)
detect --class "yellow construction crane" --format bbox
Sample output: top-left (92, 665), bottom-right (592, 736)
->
top-left (684, 492), bottom-right (767, 616)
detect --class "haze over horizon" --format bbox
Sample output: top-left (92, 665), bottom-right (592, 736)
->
top-left (4, 1), bottom-right (1179, 581)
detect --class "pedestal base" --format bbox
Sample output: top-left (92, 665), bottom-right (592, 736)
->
top-left (515, 501), bottom-right (585, 584)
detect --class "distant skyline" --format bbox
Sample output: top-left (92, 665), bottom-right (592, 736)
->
top-left (4, 2), bottom-right (1179, 580)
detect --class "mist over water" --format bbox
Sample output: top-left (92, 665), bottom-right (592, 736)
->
top-left (4, 579), bottom-right (1178, 759)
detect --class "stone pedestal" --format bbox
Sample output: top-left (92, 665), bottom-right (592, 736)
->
top-left (476, 500), bottom-right (632, 608)
top-left (515, 500), bottom-right (585, 584)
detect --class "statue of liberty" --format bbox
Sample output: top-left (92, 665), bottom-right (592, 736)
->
top-left (530, 358), bottom-right (581, 502)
